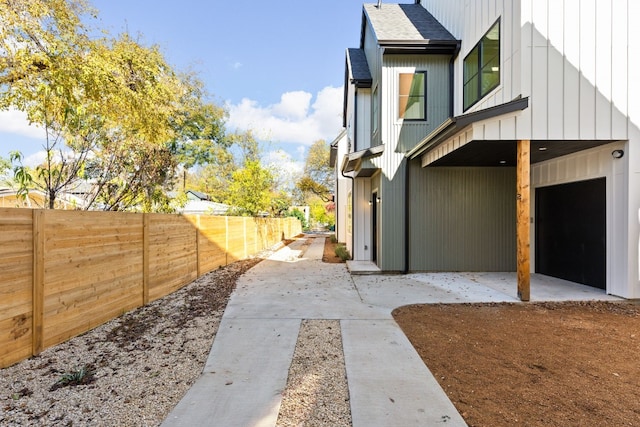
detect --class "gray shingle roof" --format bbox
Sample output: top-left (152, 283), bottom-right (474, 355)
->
top-left (363, 3), bottom-right (456, 43)
top-left (347, 48), bottom-right (372, 86)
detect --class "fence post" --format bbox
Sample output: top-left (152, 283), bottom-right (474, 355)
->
top-left (195, 215), bottom-right (201, 277)
top-left (243, 217), bottom-right (248, 259)
top-left (225, 216), bottom-right (229, 266)
top-left (143, 213), bottom-right (149, 305)
top-left (32, 209), bottom-right (44, 356)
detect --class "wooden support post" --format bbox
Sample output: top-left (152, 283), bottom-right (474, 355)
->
top-left (516, 139), bottom-right (531, 301)
top-left (32, 210), bottom-right (44, 355)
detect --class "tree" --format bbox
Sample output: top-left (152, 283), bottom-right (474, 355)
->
top-left (225, 160), bottom-right (274, 217)
top-left (296, 140), bottom-right (334, 202)
top-left (1, 2), bottom-right (230, 211)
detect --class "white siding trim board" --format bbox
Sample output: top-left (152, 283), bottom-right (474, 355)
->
top-left (531, 141), bottom-right (627, 297)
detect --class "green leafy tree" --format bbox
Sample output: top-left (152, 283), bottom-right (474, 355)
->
top-left (296, 140), bottom-right (334, 202)
top-left (1, 2), bottom-right (230, 211)
top-left (309, 198), bottom-right (335, 229)
top-left (286, 208), bottom-right (308, 230)
top-left (225, 160), bottom-right (274, 217)
top-left (0, 156), bottom-right (11, 181)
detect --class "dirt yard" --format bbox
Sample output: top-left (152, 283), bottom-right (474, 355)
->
top-left (393, 301), bottom-right (640, 427)
top-left (322, 236), bottom-right (344, 263)
top-left (322, 236), bottom-right (640, 425)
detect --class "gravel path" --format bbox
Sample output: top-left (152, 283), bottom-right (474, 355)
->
top-left (1, 240), bottom-right (350, 426)
top-left (276, 320), bottom-right (351, 427)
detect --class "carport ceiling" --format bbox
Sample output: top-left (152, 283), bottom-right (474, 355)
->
top-left (428, 140), bottom-right (617, 167)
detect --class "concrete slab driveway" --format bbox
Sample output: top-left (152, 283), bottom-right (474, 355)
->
top-left (163, 235), bottom-right (617, 427)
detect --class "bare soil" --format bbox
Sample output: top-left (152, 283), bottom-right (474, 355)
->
top-left (322, 237), bottom-right (344, 263)
top-left (393, 301), bottom-right (640, 427)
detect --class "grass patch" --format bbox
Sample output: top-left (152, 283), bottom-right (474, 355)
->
top-left (334, 244), bottom-right (350, 261)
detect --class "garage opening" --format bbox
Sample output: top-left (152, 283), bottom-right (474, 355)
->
top-left (535, 178), bottom-right (606, 289)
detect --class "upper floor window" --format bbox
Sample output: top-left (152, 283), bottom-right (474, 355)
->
top-left (463, 19), bottom-right (500, 111)
top-left (372, 86), bottom-right (379, 132)
top-left (399, 72), bottom-right (426, 120)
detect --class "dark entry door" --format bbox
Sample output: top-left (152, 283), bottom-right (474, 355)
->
top-left (535, 178), bottom-right (606, 289)
top-left (372, 191), bottom-right (378, 263)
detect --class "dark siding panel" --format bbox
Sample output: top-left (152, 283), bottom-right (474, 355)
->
top-left (408, 163), bottom-right (516, 271)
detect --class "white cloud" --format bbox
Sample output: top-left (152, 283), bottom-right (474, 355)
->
top-left (226, 86), bottom-right (344, 146)
top-left (24, 150), bottom-right (47, 168)
top-left (0, 109), bottom-right (46, 140)
top-left (232, 62), bottom-right (242, 69)
top-left (296, 145), bottom-right (306, 161)
top-left (263, 149), bottom-right (304, 191)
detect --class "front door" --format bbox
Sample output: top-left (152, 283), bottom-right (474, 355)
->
top-left (372, 191), bottom-right (378, 263)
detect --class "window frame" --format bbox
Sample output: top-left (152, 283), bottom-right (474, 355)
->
top-left (398, 71), bottom-right (427, 121)
top-left (463, 19), bottom-right (501, 111)
top-left (372, 85), bottom-right (379, 133)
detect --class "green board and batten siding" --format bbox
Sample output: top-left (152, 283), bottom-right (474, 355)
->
top-left (374, 55), bottom-right (454, 271)
top-left (408, 163), bottom-right (517, 271)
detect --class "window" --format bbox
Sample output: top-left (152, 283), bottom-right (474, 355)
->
top-left (399, 72), bottom-right (426, 120)
top-left (463, 20), bottom-right (500, 111)
top-left (372, 86), bottom-right (379, 132)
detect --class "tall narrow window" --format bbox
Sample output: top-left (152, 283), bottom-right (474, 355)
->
top-left (463, 19), bottom-right (500, 111)
top-left (399, 72), bottom-right (426, 120)
top-left (372, 86), bottom-right (379, 132)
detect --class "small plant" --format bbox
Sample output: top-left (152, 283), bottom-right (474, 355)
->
top-left (50, 364), bottom-right (96, 391)
top-left (330, 234), bottom-right (338, 243)
top-left (334, 244), bottom-right (350, 262)
top-left (10, 387), bottom-right (32, 400)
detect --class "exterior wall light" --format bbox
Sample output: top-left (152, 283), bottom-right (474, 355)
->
top-left (368, 200), bottom-right (372, 205)
top-left (612, 149), bottom-right (624, 159)
top-left (376, 196), bottom-right (381, 203)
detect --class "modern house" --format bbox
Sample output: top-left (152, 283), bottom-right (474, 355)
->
top-left (332, 1), bottom-right (640, 299)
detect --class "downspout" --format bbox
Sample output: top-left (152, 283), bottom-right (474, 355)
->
top-left (403, 158), bottom-right (410, 274)
top-left (348, 92), bottom-right (358, 256)
top-left (341, 169), bottom-right (355, 259)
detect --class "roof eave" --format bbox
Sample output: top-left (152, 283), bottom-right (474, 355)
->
top-left (380, 40), bottom-right (461, 54)
top-left (407, 96), bottom-right (530, 160)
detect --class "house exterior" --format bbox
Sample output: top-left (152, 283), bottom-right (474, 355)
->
top-left (178, 190), bottom-right (230, 215)
top-left (333, 1), bottom-right (640, 299)
top-left (0, 188), bottom-right (86, 209)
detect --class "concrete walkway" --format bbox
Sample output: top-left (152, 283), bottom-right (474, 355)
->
top-left (162, 235), bottom-right (620, 427)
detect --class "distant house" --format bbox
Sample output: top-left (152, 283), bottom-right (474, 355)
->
top-left (333, 1), bottom-right (640, 299)
top-left (178, 190), bottom-right (230, 215)
top-left (0, 188), bottom-right (86, 209)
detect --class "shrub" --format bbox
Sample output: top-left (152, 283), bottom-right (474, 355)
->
top-left (286, 208), bottom-right (308, 230)
top-left (335, 244), bottom-right (350, 261)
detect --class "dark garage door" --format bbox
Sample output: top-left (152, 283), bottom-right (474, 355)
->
top-left (535, 178), bottom-right (606, 289)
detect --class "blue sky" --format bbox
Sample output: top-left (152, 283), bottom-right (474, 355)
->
top-left (1, 0), bottom-right (367, 169)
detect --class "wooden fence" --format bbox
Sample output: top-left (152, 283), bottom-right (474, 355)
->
top-left (0, 208), bottom-right (301, 368)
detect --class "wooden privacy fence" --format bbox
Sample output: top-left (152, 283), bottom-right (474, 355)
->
top-left (0, 208), bottom-right (302, 368)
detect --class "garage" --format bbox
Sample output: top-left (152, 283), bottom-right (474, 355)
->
top-left (535, 178), bottom-right (606, 289)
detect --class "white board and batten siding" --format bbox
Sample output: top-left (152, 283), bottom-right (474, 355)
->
top-left (532, 142), bottom-right (628, 297)
top-left (422, 0), bottom-right (634, 143)
top-left (420, 0), bottom-right (640, 297)
top-left (356, 89), bottom-right (372, 151)
top-left (519, 0), bottom-right (640, 298)
top-left (352, 179), bottom-right (372, 261)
